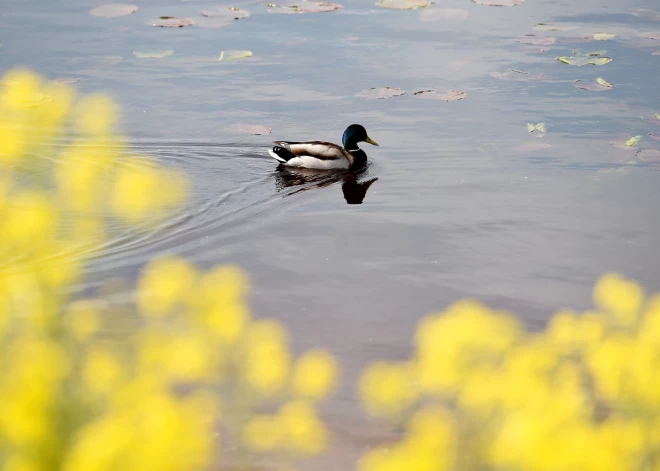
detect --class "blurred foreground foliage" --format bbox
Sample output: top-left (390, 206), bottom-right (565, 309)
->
top-left (0, 69), bottom-right (337, 471)
top-left (359, 273), bottom-right (660, 471)
top-left (1, 68), bottom-right (659, 471)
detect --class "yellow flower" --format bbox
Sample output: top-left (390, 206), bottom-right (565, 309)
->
top-left (242, 414), bottom-right (281, 451)
top-left (241, 320), bottom-right (290, 395)
top-left (359, 362), bottom-right (417, 418)
top-left (594, 273), bottom-right (644, 327)
top-left (277, 400), bottom-right (327, 455)
top-left (75, 94), bottom-right (117, 135)
top-left (82, 347), bottom-right (124, 395)
top-left (292, 348), bottom-right (339, 401)
top-left (66, 300), bottom-right (101, 341)
top-left (138, 257), bottom-right (198, 317)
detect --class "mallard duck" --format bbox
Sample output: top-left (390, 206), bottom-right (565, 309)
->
top-left (268, 124), bottom-right (379, 170)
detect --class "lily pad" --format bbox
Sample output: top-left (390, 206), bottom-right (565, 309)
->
top-left (219, 50), bottom-right (253, 61)
top-left (89, 3), bottom-right (138, 18)
top-left (591, 32), bottom-right (616, 40)
top-left (195, 17), bottom-right (233, 28)
top-left (472, 0), bottom-right (523, 5)
top-left (413, 89), bottom-right (467, 101)
top-left (637, 149), bottom-right (660, 164)
top-left (133, 50), bottom-right (174, 58)
top-left (626, 135), bottom-right (642, 147)
top-left (356, 87), bottom-right (406, 99)
top-left (491, 69), bottom-right (551, 82)
top-left (376, 0), bottom-right (432, 10)
top-left (557, 51), bottom-right (612, 66)
top-left (517, 36), bottom-right (556, 46)
top-left (419, 8), bottom-right (469, 21)
top-left (533, 23), bottom-right (577, 31)
top-left (53, 78), bottom-right (82, 84)
top-left (150, 16), bottom-right (195, 27)
top-left (656, 113), bottom-right (660, 119)
top-left (267, 0), bottom-right (341, 12)
top-left (201, 7), bottom-right (250, 20)
top-left (527, 122), bottom-right (547, 134)
top-left (227, 124), bottom-right (272, 135)
top-left (574, 78), bottom-right (615, 91)
top-left (646, 32), bottom-right (660, 40)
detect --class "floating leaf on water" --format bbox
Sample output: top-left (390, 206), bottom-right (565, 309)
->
top-left (356, 87), bottom-right (406, 99)
top-left (219, 50), bottom-right (253, 61)
top-left (53, 78), bottom-right (82, 84)
top-left (517, 36), bottom-right (556, 46)
top-left (591, 32), bottom-right (616, 40)
top-left (419, 8), bottom-right (468, 21)
top-left (512, 141), bottom-right (551, 152)
top-left (574, 80), bottom-right (614, 91)
top-left (533, 23), bottom-right (577, 31)
top-left (632, 9), bottom-right (660, 22)
top-left (89, 3), bottom-right (138, 18)
top-left (626, 135), bottom-right (642, 147)
top-left (637, 149), bottom-right (660, 164)
top-left (201, 7), bottom-right (250, 19)
top-left (646, 32), bottom-right (660, 40)
top-left (655, 113), bottom-right (660, 119)
top-left (472, 0), bottom-right (523, 5)
top-left (195, 17), bottom-right (233, 28)
top-left (227, 124), bottom-right (272, 135)
top-left (596, 77), bottom-right (615, 88)
top-left (557, 51), bottom-right (612, 66)
top-left (268, 0), bottom-right (341, 12)
top-left (412, 89), bottom-right (467, 101)
top-left (133, 50), bottom-right (174, 58)
top-left (150, 16), bottom-right (195, 27)
top-left (376, 0), bottom-right (432, 9)
top-left (527, 123), bottom-right (546, 134)
top-left (491, 69), bottom-right (551, 81)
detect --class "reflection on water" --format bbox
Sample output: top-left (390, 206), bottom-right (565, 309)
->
top-left (275, 164), bottom-right (378, 204)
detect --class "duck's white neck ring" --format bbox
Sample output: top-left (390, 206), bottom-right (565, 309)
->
top-left (346, 148), bottom-right (360, 152)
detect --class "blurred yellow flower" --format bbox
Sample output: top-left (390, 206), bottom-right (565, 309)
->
top-left (65, 300), bottom-right (100, 341)
top-left (292, 348), bottom-right (339, 401)
top-left (242, 414), bottom-right (281, 452)
top-left (594, 272), bottom-right (644, 327)
top-left (277, 400), bottom-right (327, 455)
top-left (138, 257), bottom-right (197, 317)
top-left (242, 319), bottom-right (291, 395)
top-left (359, 362), bottom-right (417, 418)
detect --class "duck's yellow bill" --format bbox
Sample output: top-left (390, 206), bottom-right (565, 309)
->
top-left (365, 137), bottom-right (379, 146)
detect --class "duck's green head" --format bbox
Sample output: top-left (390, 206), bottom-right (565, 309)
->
top-left (342, 124), bottom-right (379, 149)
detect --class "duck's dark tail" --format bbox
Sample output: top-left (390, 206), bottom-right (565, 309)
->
top-left (269, 145), bottom-right (296, 163)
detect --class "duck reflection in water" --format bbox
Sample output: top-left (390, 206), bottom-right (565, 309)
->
top-left (274, 164), bottom-right (378, 205)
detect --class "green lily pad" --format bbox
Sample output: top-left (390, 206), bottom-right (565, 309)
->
top-left (655, 113), bottom-right (660, 119)
top-left (527, 122), bottom-right (546, 134)
top-left (596, 77), bottom-right (615, 88)
top-left (472, 0), bottom-right (523, 5)
top-left (533, 23), bottom-right (577, 31)
top-left (133, 50), bottom-right (174, 58)
top-left (626, 135), bottom-right (642, 147)
top-left (376, 0), bottom-right (432, 10)
top-left (557, 51), bottom-right (612, 66)
top-left (356, 87), bottom-right (406, 99)
top-left (268, 0), bottom-right (341, 12)
top-left (419, 8), bottom-right (468, 21)
top-left (413, 89), bottom-right (467, 101)
top-left (150, 16), bottom-right (195, 27)
top-left (89, 3), bottom-right (138, 18)
top-left (219, 50), bottom-right (253, 61)
top-left (574, 78), bottom-right (614, 91)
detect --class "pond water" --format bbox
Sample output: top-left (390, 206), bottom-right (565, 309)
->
top-left (2, 0), bottom-right (660, 466)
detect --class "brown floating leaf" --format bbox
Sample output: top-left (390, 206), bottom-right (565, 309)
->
top-left (646, 32), bottom-right (660, 39)
top-left (574, 79), bottom-right (615, 91)
top-left (201, 7), bottom-right (250, 20)
top-left (376, 0), bottom-right (432, 10)
top-left (53, 78), bottom-right (82, 84)
top-left (267, 0), bottom-right (341, 12)
top-left (227, 124), bottom-right (272, 135)
top-left (491, 69), bottom-right (551, 81)
top-left (356, 87), bottom-right (406, 99)
top-left (150, 16), bottom-right (195, 27)
top-left (89, 3), bottom-right (138, 18)
top-left (638, 149), bottom-right (660, 164)
top-left (517, 36), bottom-right (557, 46)
top-left (419, 8), bottom-right (469, 21)
top-left (413, 89), bottom-right (467, 101)
top-left (472, 0), bottom-right (523, 5)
